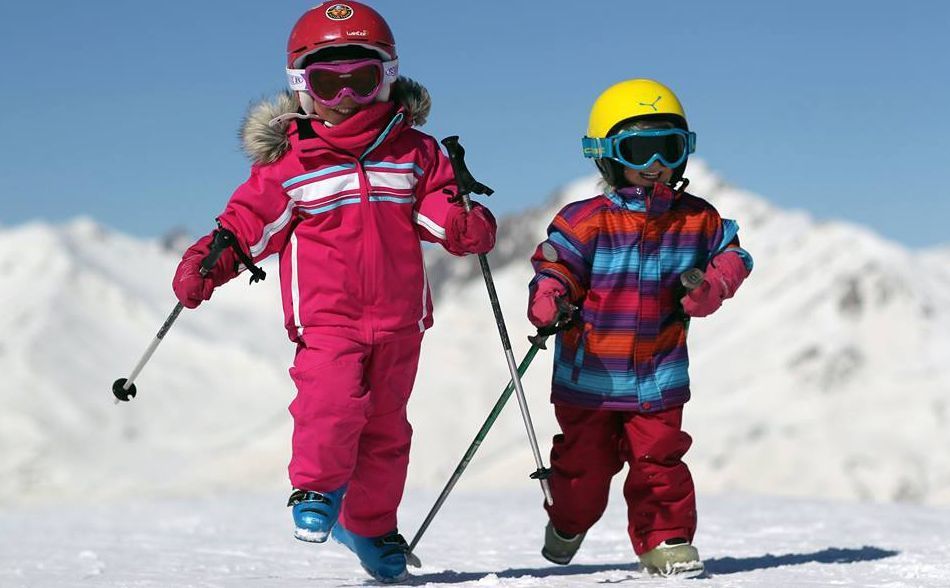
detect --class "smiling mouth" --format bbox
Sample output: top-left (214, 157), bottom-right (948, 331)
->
top-left (638, 170), bottom-right (662, 180)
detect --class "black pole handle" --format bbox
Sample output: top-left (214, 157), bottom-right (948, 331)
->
top-left (440, 136), bottom-right (494, 202)
top-left (199, 228), bottom-right (236, 276)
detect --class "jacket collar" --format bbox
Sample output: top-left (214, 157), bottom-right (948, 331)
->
top-left (605, 182), bottom-right (677, 215)
top-left (290, 101), bottom-right (404, 160)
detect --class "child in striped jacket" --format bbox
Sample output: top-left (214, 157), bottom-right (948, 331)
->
top-left (171, 3), bottom-right (495, 583)
top-left (527, 79), bottom-right (752, 578)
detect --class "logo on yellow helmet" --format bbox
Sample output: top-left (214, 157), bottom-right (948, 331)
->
top-left (638, 96), bottom-right (662, 112)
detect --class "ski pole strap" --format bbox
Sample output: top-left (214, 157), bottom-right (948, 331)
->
top-left (212, 221), bottom-right (267, 284)
top-left (554, 298), bottom-right (579, 328)
top-left (530, 467), bottom-right (552, 481)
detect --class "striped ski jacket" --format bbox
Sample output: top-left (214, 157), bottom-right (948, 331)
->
top-left (216, 87), bottom-right (461, 346)
top-left (530, 182), bottom-right (753, 412)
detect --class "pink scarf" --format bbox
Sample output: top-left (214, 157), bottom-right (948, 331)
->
top-left (296, 102), bottom-right (401, 159)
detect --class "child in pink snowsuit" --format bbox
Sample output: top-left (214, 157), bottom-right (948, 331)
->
top-left (172, 2), bottom-right (495, 582)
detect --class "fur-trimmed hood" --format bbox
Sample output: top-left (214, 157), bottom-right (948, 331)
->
top-left (240, 76), bottom-right (431, 166)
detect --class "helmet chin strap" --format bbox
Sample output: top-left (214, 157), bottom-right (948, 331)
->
top-left (298, 91), bottom-right (315, 115)
top-left (376, 82), bottom-right (393, 103)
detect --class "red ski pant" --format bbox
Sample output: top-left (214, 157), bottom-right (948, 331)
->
top-left (545, 404), bottom-right (697, 555)
top-left (287, 330), bottom-right (423, 537)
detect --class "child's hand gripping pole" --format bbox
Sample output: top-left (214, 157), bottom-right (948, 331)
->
top-left (111, 227), bottom-right (264, 403)
top-left (440, 136), bottom-right (554, 507)
top-left (528, 297), bottom-right (579, 349)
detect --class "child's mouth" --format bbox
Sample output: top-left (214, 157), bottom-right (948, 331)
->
top-left (638, 171), bottom-right (662, 181)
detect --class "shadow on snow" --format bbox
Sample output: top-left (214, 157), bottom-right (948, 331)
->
top-left (703, 545), bottom-right (899, 575)
top-left (403, 545), bottom-right (899, 585)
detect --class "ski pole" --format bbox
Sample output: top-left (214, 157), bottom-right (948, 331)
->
top-left (440, 135), bottom-right (554, 506)
top-left (407, 309), bottom-right (575, 568)
top-left (111, 226), bottom-right (265, 403)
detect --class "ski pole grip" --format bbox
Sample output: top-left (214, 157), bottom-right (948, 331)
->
top-left (680, 268), bottom-right (705, 291)
top-left (441, 136), bottom-right (494, 203)
top-left (199, 229), bottom-right (236, 276)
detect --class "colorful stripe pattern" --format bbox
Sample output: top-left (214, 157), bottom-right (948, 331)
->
top-left (531, 183), bottom-right (752, 412)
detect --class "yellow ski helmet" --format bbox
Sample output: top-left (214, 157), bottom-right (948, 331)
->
top-left (583, 79), bottom-right (693, 187)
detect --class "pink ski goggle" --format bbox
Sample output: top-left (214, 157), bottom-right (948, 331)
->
top-left (286, 58), bottom-right (399, 107)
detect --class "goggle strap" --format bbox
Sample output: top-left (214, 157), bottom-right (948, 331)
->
top-left (381, 59), bottom-right (399, 84)
top-left (285, 59), bottom-right (399, 93)
top-left (286, 69), bottom-right (308, 92)
top-left (581, 136), bottom-right (614, 159)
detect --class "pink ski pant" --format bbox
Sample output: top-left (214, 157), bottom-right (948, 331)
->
top-left (288, 331), bottom-right (423, 537)
top-left (545, 404), bottom-right (697, 555)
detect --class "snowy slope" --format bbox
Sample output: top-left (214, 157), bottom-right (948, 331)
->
top-left (1, 161), bottom-right (949, 509)
top-left (0, 219), bottom-right (295, 503)
top-left (2, 487), bottom-right (949, 587)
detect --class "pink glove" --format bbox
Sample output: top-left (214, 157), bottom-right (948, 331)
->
top-left (172, 234), bottom-right (235, 309)
top-left (445, 203), bottom-right (497, 255)
top-left (681, 251), bottom-right (750, 318)
top-left (528, 277), bottom-right (567, 328)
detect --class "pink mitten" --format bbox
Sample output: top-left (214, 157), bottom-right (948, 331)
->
top-left (172, 233), bottom-right (235, 309)
top-left (681, 251), bottom-right (750, 318)
top-left (528, 277), bottom-right (567, 327)
top-left (446, 203), bottom-right (497, 255)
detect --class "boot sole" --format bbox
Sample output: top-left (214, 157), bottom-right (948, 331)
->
top-left (363, 565), bottom-right (409, 584)
top-left (642, 560), bottom-right (705, 578)
top-left (541, 548), bottom-right (575, 565)
top-left (294, 528), bottom-right (330, 543)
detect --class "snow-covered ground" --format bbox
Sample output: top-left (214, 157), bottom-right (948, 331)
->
top-left (2, 486), bottom-right (948, 587)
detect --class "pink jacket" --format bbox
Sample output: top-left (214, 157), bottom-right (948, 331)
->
top-left (216, 81), bottom-right (462, 345)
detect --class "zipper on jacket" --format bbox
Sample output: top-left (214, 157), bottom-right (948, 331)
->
top-left (354, 112), bottom-right (403, 339)
top-left (354, 159), bottom-right (374, 337)
top-left (632, 189), bottom-right (651, 395)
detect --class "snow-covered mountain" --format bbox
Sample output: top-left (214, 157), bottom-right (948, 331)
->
top-left (2, 161), bottom-right (949, 508)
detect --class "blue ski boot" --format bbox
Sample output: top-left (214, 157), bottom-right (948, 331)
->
top-left (331, 524), bottom-right (410, 583)
top-left (287, 487), bottom-right (345, 543)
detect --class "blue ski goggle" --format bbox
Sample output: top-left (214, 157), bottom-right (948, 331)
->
top-left (581, 128), bottom-right (696, 170)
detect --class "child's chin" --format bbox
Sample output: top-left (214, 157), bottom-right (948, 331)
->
top-left (318, 106), bottom-right (363, 123)
top-left (627, 178), bottom-right (657, 188)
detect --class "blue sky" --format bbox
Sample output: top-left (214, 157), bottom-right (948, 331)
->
top-left (1, 1), bottom-right (947, 247)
